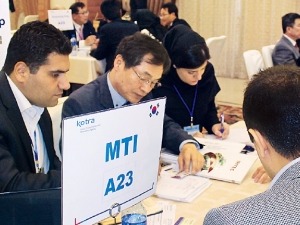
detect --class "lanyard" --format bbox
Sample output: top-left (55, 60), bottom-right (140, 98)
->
top-left (173, 84), bottom-right (198, 126)
top-left (32, 129), bottom-right (43, 173)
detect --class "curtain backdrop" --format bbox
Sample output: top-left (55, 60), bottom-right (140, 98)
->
top-left (177, 0), bottom-right (300, 78)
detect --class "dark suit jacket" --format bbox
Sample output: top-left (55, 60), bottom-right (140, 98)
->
top-left (62, 73), bottom-right (196, 154)
top-left (169, 18), bottom-right (191, 30)
top-left (204, 160), bottom-right (300, 224)
top-left (90, 19), bottom-right (139, 72)
top-left (0, 72), bottom-right (61, 193)
top-left (62, 20), bottom-right (97, 41)
top-left (272, 35), bottom-right (300, 66)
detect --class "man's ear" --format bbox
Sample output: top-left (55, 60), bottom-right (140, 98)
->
top-left (13, 62), bottom-right (29, 83)
top-left (114, 54), bottom-right (124, 70)
top-left (248, 128), bottom-right (270, 158)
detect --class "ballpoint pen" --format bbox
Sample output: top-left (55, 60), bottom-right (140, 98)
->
top-left (220, 113), bottom-right (224, 139)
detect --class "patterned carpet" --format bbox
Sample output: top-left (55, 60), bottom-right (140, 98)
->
top-left (217, 104), bottom-right (243, 125)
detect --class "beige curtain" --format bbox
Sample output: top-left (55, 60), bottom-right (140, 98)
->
top-left (177, 0), bottom-right (300, 79)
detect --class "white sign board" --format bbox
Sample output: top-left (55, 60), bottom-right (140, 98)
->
top-left (48, 10), bottom-right (73, 31)
top-left (0, 0), bottom-right (11, 68)
top-left (62, 98), bottom-right (166, 225)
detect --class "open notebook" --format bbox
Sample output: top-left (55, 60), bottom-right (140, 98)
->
top-left (160, 137), bottom-right (257, 184)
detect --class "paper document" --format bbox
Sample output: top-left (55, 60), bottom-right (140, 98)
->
top-left (161, 137), bottom-right (257, 184)
top-left (155, 166), bottom-right (212, 202)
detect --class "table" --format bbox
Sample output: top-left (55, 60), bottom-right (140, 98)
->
top-left (99, 121), bottom-right (269, 224)
top-left (68, 55), bottom-right (106, 84)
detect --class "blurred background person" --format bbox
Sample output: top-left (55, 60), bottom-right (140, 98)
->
top-left (91, 0), bottom-right (139, 72)
top-left (63, 2), bottom-right (98, 49)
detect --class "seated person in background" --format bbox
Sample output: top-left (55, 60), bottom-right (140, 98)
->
top-left (63, 2), bottom-right (98, 49)
top-left (154, 24), bottom-right (270, 184)
top-left (129, 0), bottom-right (147, 22)
top-left (160, 2), bottom-right (191, 30)
top-left (153, 25), bottom-right (229, 139)
top-left (134, 9), bottom-right (167, 42)
top-left (91, 0), bottom-right (139, 72)
top-left (0, 21), bottom-right (71, 193)
top-left (204, 65), bottom-right (300, 224)
top-left (63, 32), bottom-right (204, 174)
top-left (272, 13), bottom-right (300, 66)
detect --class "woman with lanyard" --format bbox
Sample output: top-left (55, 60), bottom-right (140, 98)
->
top-left (153, 25), bottom-right (230, 139)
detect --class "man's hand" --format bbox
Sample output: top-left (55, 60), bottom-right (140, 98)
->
top-left (252, 166), bottom-right (271, 183)
top-left (84, 35), bottom-right (98, 46)
top-left (178, 143), bottom-right (204, 174)
top-left (212, 123), bottom-right (230, 139)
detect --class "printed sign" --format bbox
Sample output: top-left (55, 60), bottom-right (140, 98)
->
top-left (62, 98), bottom-right (166, 225)
top-left (0, 0), bottom-right (11, 68)
top-left (48, 10), bottom-right (73, 31)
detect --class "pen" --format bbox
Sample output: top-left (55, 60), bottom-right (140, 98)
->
top-left (220, 113), bottom-right (225, 136)
top-left (174, 217), bottom-right (184, 225)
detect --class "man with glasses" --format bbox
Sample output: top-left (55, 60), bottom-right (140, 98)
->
top-left (63, 2), bottom-right (99, 49)
top-left (62, 32), bottom-right (205, 174)
top-left (160, 2), bottom-right (191, 30)
top-left (272, 13), bottom-right (300, 66)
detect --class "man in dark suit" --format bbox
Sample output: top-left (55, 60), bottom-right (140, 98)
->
top-left (63, 32), bottom-right (204, 174)
top-left (90, 0), bottom-right (139, 72)
top-left (63, 2), bottom-right (99, 49)
top-left (159, 2), bottom-right (191, 30)
top-left (204, 65), bottom-right (300, 224)
top-left (0, 21), bottom-right (71, 193)
top-left (272, 13), bottom-right (300, 66)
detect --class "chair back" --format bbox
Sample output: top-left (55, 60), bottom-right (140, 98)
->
top-left (206, 35), bottom-right (227, 66)
top-left (243, 50), bottom-right (265, 80)
top-left (261, 44), bottom-right (275, 68)
top-left (23, 15), bottom-right (39, 24)
top-left (47, 96), bottom-right (68, 160)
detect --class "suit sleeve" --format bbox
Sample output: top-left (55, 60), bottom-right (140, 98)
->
top-left (203, 208), bottom-right (233, 225)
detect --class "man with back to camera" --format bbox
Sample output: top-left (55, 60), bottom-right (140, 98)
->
top-left (204, 65), bottom-right (300, 224)
top-left (63, 2), bottom-right (99, 49)
top-left (63, 32), bottom-right (205, 174)
top-left (0, 21), bottom-right (71, 192)
top-left (159, 2), bottom-right (191, 30)
top-left (272, 13), bottom-right (300, 66)
top-left (90, 0), bottom-right (139, 72)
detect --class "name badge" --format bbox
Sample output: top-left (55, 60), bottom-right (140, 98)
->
top-left (183, 124), bottom-right (200, 135)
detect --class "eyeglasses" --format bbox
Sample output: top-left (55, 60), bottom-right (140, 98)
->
top-left (132, 68), bottom-right (160, 88)
top-left (76, 11), bottom-right (89, 15)
top-left (159, 13), bottom-right (170, 17)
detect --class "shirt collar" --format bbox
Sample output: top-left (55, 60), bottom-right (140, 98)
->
top-left (106, 72), bottom-right (127, 108)
top-left (269, 156), bottom-right (300, 189)
top-left (283, 34), bottom-right (297, 46)
top-left (73, 21), bottom-right (83, 31)
top-left (6, 74), bottom-right (44, 123)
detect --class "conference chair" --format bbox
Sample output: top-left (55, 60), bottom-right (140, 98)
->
top-left (243, 50), bottom-right (265, 80)
top-left (23, 14), bottom-right (39, 24)
top-left (47, 96), bottom-right (68, 161)
top-left (206, 35), bottom-right (227, 67)
top-left (261, 44), bottom-right (275, 68)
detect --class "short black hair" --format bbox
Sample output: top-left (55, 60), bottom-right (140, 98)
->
top-left (282, 13), bottom-right (300, 33)
top-left (69, 2), bottom-right (85, 14)
top-left (161, 2), bottom-right (178, 17)
top-left (2, 21), bottom-right (71, 75)
top-left (116, 32), bottom-right (170, 74)
top-left (101, 0), bottom-right (122, 21)
top-left (243, 65), bottom-right (300, 160)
